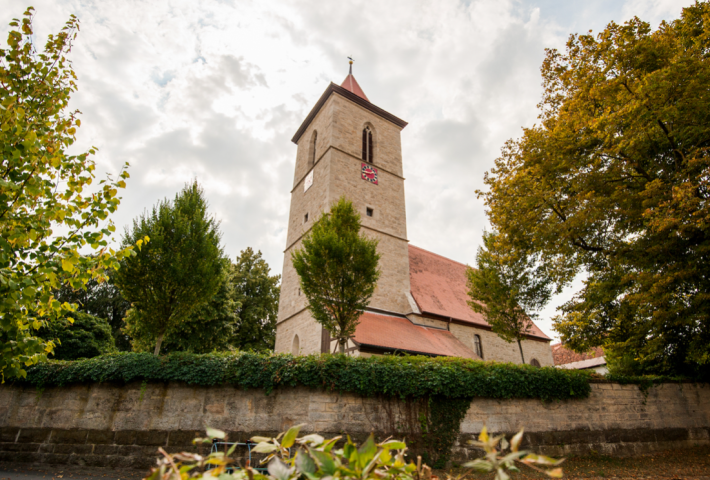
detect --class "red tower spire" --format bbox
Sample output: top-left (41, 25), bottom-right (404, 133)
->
top-left (340, 57), bottom-right (369, 102)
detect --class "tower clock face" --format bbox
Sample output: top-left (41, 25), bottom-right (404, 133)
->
top-left (361, 163), bottom-right (378, 185)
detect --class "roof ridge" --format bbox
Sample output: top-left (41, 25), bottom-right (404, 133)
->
top-left (409, 244), bottom-right (470, 268)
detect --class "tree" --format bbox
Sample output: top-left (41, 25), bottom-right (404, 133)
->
top-left (232, 247), bottom-right (280, 351)
top-left (127, 260), bottom-right (238, 354)
top-left (116, 182), bottom-right (224, 355)
top-left (38, 311), bottom-right (115, 360)
top-left (467, 232), bottom-right (552, 364)
top-left (53, 271), bottom-right (131, 351)
top-left (292, 197), bottom-right (380, 354)
top-left (0, 9), bottom-right (134, 380)
top-left (477, 2), bottom-right (710, 377)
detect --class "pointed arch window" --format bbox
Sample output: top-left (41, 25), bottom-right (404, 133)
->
top-left (362, 127), bottom-right (373, 163)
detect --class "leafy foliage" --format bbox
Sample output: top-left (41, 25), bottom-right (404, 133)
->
top-left (17, 351), bottom-right (592, 401)
top-left (129, 259), bottom-right (238, 354)
top-left (477, 2), bottom-right (710, 377)
top-left (116, 181), bottom-right (224, 355)
top-left (53, 271), bottom-right (131, 351)
top-left (292, 198), bottom-right (380, 353)
top-left (147, 426), bottom-right (420, 480)
top-left (467, 232), bottom-right (553, 364)
top-left (423, 397), bottom-right (472, 469)
top-left (232, 248), bottom-right (280, 352)
top-left (38, 311), bottom-right (115, 360)
top-left (463, 427), bottom-right (564, 479)
top-left (0, 8), bottom-right (135, 380)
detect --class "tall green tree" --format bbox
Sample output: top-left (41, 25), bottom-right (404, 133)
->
top-left (116, 182), bottom-right (224, 355)
top-left (232, 247), bottom-right (280, 351)
top-left (467, 232), bottom-right (553, 364)
top-left (54, 271), bottom-right (131, 351)
top-left (478, 2), bottom-right (710, 377)
top-left (292, 197), bottom-right (380, 354)
top-left (0, 9), bottom-right (135, 380)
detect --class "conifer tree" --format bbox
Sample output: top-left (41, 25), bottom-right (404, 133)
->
top-left (115, 182), bottom-right (224, 355)
top-left (292, 198), bottom-right (380, 354)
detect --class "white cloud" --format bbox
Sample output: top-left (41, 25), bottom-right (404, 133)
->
top-left (2, 0), bottom-right (695, 339)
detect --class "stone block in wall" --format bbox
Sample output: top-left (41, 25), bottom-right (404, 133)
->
top-left (17, 427), bottom-right (51, 444)
top-left (50, 429), bottom-right (88, 444)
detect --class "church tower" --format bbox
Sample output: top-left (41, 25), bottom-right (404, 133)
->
top-left (274, 63), bottom-right (412, 355)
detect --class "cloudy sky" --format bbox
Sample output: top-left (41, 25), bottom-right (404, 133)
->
top-left (3, 0), bottom-right (693, 339)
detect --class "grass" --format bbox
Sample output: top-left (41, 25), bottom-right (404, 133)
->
top-left (447, 445), bottom-right (710, 479)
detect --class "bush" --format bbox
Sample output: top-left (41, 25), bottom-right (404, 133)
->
top-left (38, 312), bottom-right (116, 360)
top-left (18, 351), bottom-right (592, 401)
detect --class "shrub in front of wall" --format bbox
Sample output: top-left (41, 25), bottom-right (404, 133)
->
top-left (17, 351), bottom-right (592, 401)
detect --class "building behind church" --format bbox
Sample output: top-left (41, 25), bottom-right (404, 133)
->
top-left (274, 66), bottom-right (553, 366)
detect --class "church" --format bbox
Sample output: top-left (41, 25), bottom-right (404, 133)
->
top-left (274, 64), bottom-right (554, 366)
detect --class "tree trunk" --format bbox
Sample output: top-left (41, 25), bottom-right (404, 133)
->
top-left (517, 339), bottom-right (525, 364)
top-left (339, 339), bottom-right (346, 355)
top-left (154, 332), bottom-right (165, 356)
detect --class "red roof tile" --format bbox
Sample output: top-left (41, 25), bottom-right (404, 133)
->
top-left (353, 311), bottom-right (478, 358)
top-left (340, 74), bottom-right (370, 102)
top-left (408, 245), bottom-right (551, 341)
top-left (552, 344), bottom-right (604, 366)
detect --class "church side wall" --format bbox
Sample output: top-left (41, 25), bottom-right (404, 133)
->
top-left (449, 322), bottom-right (554, 366)
top-left (1, 382), bottom-right (707, 468)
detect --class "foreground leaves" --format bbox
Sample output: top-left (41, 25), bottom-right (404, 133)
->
top-left (0, 8), bottom-right (135, 381)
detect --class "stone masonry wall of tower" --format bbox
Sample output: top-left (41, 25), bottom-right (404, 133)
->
top-left (274, 92), bottom-right (411, 354)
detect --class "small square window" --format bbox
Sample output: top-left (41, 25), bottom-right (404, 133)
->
top-left (366, 207), bottom-right (374, 217)
top-left (304, 213), bottom-right (309, 223)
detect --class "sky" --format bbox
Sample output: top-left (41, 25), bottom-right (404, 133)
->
top-left (3, 0), bottom-right (695, 339)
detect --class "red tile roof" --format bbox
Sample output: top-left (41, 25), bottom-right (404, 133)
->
top-left (340, 74), bottom-right (370, 102)
top-left (552, 344), bottom-right (604, 366)
top-left (353, 311), bottom-right (479, 358)
top-left (408, 245), bottom-right (551, 341)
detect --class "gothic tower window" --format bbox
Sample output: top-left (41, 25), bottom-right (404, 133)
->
top-left (474, 334), bottom-right (483, 358)
top-left (362, 126), bottom-right (373, 163)
top-left (292, 334), bottom-right (300, 355)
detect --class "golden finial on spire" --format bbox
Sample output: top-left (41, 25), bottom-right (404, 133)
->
top-left (348, 56), bottom-right (353, 75)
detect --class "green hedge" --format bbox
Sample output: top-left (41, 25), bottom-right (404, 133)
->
top-left (16, 352), bottom-right (592, 400)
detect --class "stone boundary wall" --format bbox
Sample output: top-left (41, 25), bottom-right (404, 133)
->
top-left (0, 382), bottom-right (708, 469)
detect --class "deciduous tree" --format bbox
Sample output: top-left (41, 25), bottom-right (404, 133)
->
top-left (232, 247), bottom-right (280, 351)
top-left (0, 9), bottom-right (134, 380)
top-left (38, 311), bottom-right (115, 360)
top-left (54, 271), bottom-right (131, 351)
top-left (467, 232), bottom-right (553, 364)
top-left (116, 182), bottom-right (224, 355)
top-left (292, 198), bottom-right (380, 354)
top-left (478, 2), bottom-right (710, 377)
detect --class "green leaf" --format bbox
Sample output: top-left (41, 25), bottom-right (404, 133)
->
top-left (281, 423), bottom-right (304, 449)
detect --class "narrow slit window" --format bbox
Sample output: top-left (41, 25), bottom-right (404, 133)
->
top-left (311, 131), bottom-right (317, 167)
top-left (304, 213), bottom-right (309, 223)
top-left (366, 207), bottom-right (374, 217)
top-left (474, 334), bottom-right (483, 358)
top-left (362, 127), bottom-right (373, 163)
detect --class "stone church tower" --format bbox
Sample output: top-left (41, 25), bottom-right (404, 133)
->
top-left (274, 65), bottom-right (554, 366)
top-left (274, 64), bottom-right (412, 355)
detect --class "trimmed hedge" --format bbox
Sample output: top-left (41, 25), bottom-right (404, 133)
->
top-left (16, 351), bottom-right (592, 400)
